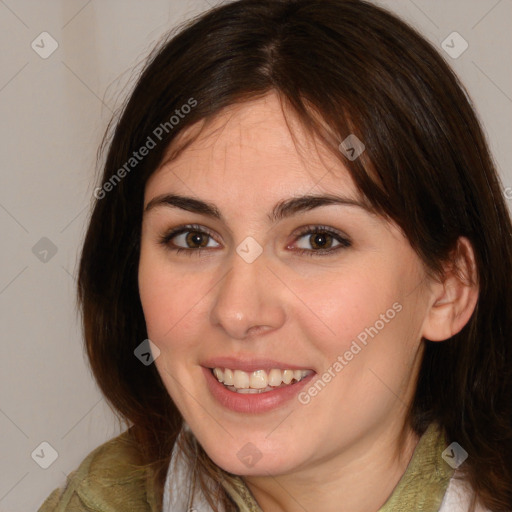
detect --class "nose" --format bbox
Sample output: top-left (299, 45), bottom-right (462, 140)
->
top-left (209, 249), bottom-right (286, 340)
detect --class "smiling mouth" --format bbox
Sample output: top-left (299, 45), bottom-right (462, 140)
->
top-left (211, 367), bottom-right (314, 394)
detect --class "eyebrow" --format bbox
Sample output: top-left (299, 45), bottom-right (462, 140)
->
top-left (144, 193), bottom-right (372, 223)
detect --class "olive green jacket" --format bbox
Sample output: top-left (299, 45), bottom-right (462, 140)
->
top-left (39, 422), bottom-right (474, 512)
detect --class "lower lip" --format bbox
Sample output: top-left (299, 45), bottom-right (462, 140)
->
top-left (202, 366), bottom-right (316, 413)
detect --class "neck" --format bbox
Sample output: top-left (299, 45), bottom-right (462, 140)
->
top-left (243, 421), bottom-right (420, 512)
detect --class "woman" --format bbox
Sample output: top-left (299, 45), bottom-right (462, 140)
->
top-left (39, 0), bottom-right (512, 510)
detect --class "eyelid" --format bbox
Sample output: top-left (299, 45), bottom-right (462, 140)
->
top-left (291, 224), bottom-right (351, 243)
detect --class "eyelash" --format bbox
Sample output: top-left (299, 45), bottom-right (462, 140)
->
top-left (158, 223), bottom-right (352, 257)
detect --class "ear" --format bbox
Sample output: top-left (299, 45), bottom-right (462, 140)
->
top-left (421, 237), bottom-right (479, 342)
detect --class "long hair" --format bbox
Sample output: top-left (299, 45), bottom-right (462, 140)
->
top-left (77, 0), bottom-right (512, 509)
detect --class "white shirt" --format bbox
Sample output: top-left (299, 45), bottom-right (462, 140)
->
top-left (439, 472), bottom-right (491, 512)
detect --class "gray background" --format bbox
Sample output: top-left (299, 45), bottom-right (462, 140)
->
top-left (0, 1), bottom-right (510, 510)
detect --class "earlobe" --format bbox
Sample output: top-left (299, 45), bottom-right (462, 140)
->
top-left (421, 237), bottom-right (479, 342)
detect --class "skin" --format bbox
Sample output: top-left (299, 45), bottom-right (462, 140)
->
top-left (138, 91), bottom-right (478, 512)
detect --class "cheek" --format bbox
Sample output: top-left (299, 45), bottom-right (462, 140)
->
top-left (138, 248), bottom-right (202, 343)
top-left (293, 268), bottom-right (404, 354)
top-left (297, 272), bottom-right (424, 417)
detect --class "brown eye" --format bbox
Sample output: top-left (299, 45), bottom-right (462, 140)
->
top-left (292, 226), bottom-right (351, 256)
top-left (308, 232), bottom-right (334, 250)
top-left (184, 231), bottom-right (210, 248)
top-left (159, 224), bottom-right (220, 255)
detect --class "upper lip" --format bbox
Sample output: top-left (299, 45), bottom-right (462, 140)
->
top-left (202, 356), bottom-right (314, 373)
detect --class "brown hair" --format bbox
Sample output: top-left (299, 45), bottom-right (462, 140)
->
top-left (78, 0), bottom-right (512, 509)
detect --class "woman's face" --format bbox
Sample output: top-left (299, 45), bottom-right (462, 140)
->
top-left (138, 91), bottom-right (434, 477)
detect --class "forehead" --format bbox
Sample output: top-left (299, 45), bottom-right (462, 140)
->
top-left (145, 92), bottom-right (359, 205)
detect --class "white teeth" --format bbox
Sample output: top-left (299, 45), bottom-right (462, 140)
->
top-left (268, 368), bottom-right (282, 387)
top-left (211, 367), bottom-right (313, 392)
top-left (233, 369), bottom-right (250, 389)
top-left (213, 368), bottom-right (223, 383)
top-left (282, 369), bottom-right (294, 384)
top-left (223, 368), bottom-right (234, 386)
top-left (250, 370), bottom-right (268, 389)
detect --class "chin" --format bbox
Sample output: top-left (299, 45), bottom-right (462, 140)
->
top-left (204, 444), bottom-right (299, 477)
